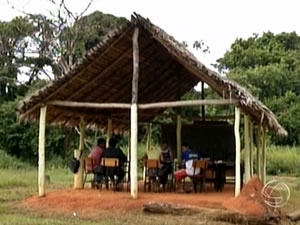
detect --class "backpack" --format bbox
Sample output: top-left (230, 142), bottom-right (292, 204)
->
top-left (68, 151), bottom-right (83, 174)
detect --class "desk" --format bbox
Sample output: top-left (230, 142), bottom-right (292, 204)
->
top-left (207, 161), bottom-right (244, 192)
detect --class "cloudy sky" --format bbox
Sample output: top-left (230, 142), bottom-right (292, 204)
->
top-left (1, 0), bottom-right (300, 70)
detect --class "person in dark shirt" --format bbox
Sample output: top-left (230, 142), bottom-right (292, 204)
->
top-left (158, 140), bottom-right (173, 191)
top-left (102, 137), bottom-right (127, 189)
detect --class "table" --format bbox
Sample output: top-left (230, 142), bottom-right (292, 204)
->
top-left (207, 161), bottom-right (244, 192)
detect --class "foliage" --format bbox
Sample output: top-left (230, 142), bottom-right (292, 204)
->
top-left (217, 32), bottom-right (300, 145)
top-left (0, 149), bottom-right (31, 170)
top-left (241, 145), bottom-right (300, 176)
top-left (0, 98), bottom-right (75, 163)
top-left (0, 17), bottom-right (34, 101)
top-left (0, 5), bottom-right (128, 164)
top-left (266, 146), bottom-right (300, 176)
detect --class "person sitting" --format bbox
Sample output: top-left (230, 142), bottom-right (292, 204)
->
top-left (102, 137), bottom-right (127, 190)
top-left (174, 142), bottom-right (201, 193)
top-left (88, 138), bottom-right (106, 187)
top-left (158, 140), bottom-right (173, 191)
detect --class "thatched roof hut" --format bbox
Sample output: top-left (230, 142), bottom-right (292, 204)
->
top-left (16, 12), bottom-right (287, 198)
top-left (17, 13), bottom-right (286, 136)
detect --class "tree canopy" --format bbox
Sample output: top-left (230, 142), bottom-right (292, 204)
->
top-left (0, 6), bottom-right (127, 163)
top-left (217, 31), bottom-right (300, 145)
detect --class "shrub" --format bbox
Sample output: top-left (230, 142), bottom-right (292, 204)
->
top-left (0, 149), bottom-right (32, 170)
top-left (267, 146), bottom-right (300, 176)
top-left (240, 145), bottom-right (300, 176)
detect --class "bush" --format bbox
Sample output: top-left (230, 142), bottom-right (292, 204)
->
top-left (240, 145), bottom-right (300, 176)
top-left (267, 146), bottom-right (300, 176)
top-left (0, 149), bottom-right (32, 170)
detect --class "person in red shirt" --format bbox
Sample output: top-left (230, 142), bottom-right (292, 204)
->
top-left (88, 138), bottom-right (106, 185)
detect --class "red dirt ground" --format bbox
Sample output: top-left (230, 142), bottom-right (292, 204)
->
top-left (21, 182), bottom-right (235, 218)
top-left (21, 179), bottom-right (271, 218)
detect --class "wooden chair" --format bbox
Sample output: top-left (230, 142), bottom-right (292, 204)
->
top-left (83, 157), bottom-right (99, 188)
top-left (205, 166), bottom-right (216, 189)
top-left (189, 160), bottom-right (208, 192)
top-left (101, 157), bottom-right (119, 190)
top-left (144, 159), bottom-right (160, 192)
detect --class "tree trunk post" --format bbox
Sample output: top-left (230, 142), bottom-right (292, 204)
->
top-left (256, 126), bottom-right (262, 180)
top-left (201, 81), bottom-right (205, 120)
top-left (249, 121), bottom-right (254, 177)
top-left (38, 105), bottom-right (47, 197)
top-left (176, 114), bottom-right (182, 160)
top-left (130, 26), bottom-right (139, 199)
top-left (74, 116), bottom-right (85, 189)
top-left (244, 115), bottom-right (251, 183)
top-left (146, 123), bottom-right (152, 153)
top-left (106, 118), bottom-right (112, 148)
top-left (234, 107), bottom-right (241, 197)
top-left (261, 127), bottom-right (267, 184)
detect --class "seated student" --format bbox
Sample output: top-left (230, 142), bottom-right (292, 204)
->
top-left (158, 140), bottom-right (173, 191)
top-left (88, 138), bottom-right (106, 187)
top-left (102, 137), bottom-right (127, 190)
top-left (174, 142), bottom-right (201, 192)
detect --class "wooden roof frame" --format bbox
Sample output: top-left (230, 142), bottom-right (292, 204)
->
top-left (17, 13), bottom-right (286, 136)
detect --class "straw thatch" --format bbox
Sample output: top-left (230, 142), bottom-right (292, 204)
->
top-left (17, 13), bottom-right (287, 136)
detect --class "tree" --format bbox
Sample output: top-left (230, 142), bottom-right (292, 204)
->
top-left (0, 2), bottom-right (128, 163)
top-left (216, 32), bottom-right (300, 145)
top-left (0, 16), bottom-right (34, 101)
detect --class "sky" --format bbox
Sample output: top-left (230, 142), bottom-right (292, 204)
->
top-left (1, 0), bottom-right (300, 71)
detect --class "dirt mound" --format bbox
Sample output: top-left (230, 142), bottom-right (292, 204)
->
top-left (222, 176), bottom-right (271, 216)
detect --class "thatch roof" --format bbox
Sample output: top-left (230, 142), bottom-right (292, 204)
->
top-left (17, 13), bottom-right (287, 136)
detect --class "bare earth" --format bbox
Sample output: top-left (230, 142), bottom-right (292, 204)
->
top-left (20, 182), bottom-right (236, 218)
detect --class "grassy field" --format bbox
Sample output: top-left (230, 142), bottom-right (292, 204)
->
top-left (0, 168), bottom-right (300, 225)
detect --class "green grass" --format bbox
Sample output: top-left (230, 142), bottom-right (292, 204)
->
top-left (271, 176), bottom-right (300, 213)
top-left (0, 167), bottom-right (300, 225)
top-left (1, 148), bottom-right (300, 225)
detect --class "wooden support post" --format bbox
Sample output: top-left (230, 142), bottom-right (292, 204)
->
top-left (38, 105), bottom-right (47, 197)
top-left (261, 127), bottom-right (267, 184)
top-left (244, 115), bottom-right (251, 183)
top-left (74, 116), bottom-right (85, 189)
top-left (234, 107), bottom-right (241, 197)
top-left (256, 126), bottom-right (262, 180)
top-left (127, 132), bottom-right (130, 161)
top-left (201, 81), bottom-right (205, 120)
top-left (130, 26), bottom-right (139, 199)
top-left (176, 114), bottom-right (182, 160)
top-left (249, 121), bottom-right (254, 177)
top-left (106, 118), bottom-right (112, 147)
top-left (146, 123), bottom-right (152, 153)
